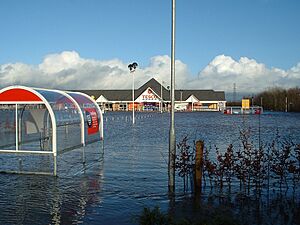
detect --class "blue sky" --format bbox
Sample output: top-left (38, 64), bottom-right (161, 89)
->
top-left (0, 0), bottom-right (300, 92)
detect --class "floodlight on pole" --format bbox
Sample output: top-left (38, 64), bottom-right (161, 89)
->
top-left (128, 62), bottom-right (138, 125)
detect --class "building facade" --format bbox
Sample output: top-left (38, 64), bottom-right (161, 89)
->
top-left (78, 78), bottom-right (226, 112)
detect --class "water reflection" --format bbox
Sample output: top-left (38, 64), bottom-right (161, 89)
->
top-left (0, 142), bottom-right (104, 225)
top-left (166, 188), bottom-right (300, 225)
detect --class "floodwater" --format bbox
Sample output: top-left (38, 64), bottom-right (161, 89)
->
top-left (0, 111), bottom-right (300, 224)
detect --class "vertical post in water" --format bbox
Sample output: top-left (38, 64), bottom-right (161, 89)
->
top-left (169, 0), bottom-right (176, 193)
top-left (195, 140), bottom-right (204, 193)
top-left (15, 104), bottom-right (18, 151)
top-left (132, 70), bottom-right (135, 124)
top-left (53, 153), bottom-right (57, 176)
top-left (160, 81), bottom-right (163, 113)
top-left (82, 146), bottom-right (86, 164)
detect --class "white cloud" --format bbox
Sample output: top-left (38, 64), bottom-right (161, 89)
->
top-left (142, 55), bottom-right (190, 89)
top-left (0, 51), bottom-right (190, 90)
top-left (38, 51), bottom-right (84, 74)
top-left (187, 55), bottom-right (294, 92)
top-left (0, 51), bottom-right (299, 93)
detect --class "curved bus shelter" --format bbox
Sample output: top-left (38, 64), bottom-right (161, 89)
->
top-left (0, 86), bottom-right (103, 176)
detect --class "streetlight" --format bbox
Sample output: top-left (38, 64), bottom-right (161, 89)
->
top-left (169, 0), bottom-right (176, 194)
top-left (128, 62), bottom-right (138, 125)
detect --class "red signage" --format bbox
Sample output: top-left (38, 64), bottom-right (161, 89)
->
top-left (142, 94), bottom-right (158, 101)
top-left (142, 89), bottom-right (158, 101)
top-left (85, 108), bottom-right (99, 135)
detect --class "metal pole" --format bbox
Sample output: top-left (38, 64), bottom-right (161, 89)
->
top-left (53, 153), bottom-right (57, 176)
top-left (82, 146), bottom-right (86, 164)
top-left (132, 71), bottom-right (135, 124)
top-left (15, 104), bottom-right (18, 151)
top-left (169, 0), bottom-right (176, 193)
top-left (128, 62), bottom-right (138, 123)
top-left (161, 81), bottom-right (163, 113)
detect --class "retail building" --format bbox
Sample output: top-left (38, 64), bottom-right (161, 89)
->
top-left (78, 78), bottom-right (226, 112)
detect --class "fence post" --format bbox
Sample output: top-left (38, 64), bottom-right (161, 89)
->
top-left (195, 140), bottom-right (204, 193)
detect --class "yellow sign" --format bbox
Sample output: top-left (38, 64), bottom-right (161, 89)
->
top-left (242, 99), bottom-right (250, 109)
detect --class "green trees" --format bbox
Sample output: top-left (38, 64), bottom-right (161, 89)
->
top-left (254, 87), bottom-right (300, 112)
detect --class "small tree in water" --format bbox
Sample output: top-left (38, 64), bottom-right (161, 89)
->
top-left (203, 145), bottom-right (216, 189)
top-left (175, 136), bottom-right (195, 192)
top-left (270, 139), bottom-right (294, 191)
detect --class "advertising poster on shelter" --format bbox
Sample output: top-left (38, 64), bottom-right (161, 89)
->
top-left (85, 108), bottom-right (99, 135)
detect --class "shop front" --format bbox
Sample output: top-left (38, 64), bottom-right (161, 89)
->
top-left (87, 78), bottom-right (226, 112)
top-left (135, 88), bottom-right (162, 112)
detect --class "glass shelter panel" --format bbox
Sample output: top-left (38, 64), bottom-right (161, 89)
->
top-left (34, 89), bottom-right (81, 126)
top-left (68, 92), bottom-right (101, 143)
top-left (0, 104), bottom-right (53, 151)
top-left (0, 105), bottom-right (16, 150)
top-left (18, 104), bottom-right (53, 151)
top-left (34, 89), bottom-right (82, 151)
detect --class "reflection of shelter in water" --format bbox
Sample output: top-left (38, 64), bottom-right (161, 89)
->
top-left (0, 86), bottom-right (104, 176)
top-left (0, 146), bottom-right (104, 224)
top-left (51, 150), bottom-right (104, 224)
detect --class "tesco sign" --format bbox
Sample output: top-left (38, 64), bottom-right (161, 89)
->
top-left (137, 88), bottom-right (160, 102)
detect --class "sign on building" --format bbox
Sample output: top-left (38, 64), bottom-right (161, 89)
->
top-left (136, 88), bottom-right (161, 102)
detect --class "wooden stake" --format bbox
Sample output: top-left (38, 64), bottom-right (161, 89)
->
top-left (195, 140), bottom-right (204, 192)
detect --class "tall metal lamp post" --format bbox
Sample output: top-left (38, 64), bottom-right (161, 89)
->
top-left (169, 0), bottom-right (176, 193)
top-left (128, 62), bottom-right (138, 125)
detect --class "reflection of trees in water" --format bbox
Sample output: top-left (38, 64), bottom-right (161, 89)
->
top-left (229, 193), bottom-right (299, 225)
top-left (171, 192), bottom-right (300, 225)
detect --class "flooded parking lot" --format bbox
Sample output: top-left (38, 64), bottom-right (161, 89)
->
top-left (0, 111), bottom-right (300, 224)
